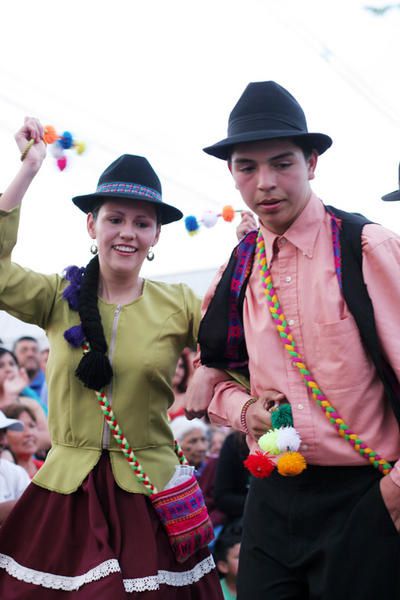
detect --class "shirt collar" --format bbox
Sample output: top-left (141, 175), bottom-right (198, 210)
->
top-left (259, 193), bottom-right (326, 263)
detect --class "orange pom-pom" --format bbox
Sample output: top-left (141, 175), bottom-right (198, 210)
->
top-left (43, 125), bottom-right (59, 145)
top-left (276, 451), bottom-right (307, 476)
top-left (221, 205), bottom-right (235, 222)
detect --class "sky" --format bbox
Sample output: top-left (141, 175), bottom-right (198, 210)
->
top-left (0, 0), bottom-right (400, 287)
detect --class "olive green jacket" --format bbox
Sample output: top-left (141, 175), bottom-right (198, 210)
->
top-left (0, 207), bottom-right (201, 494)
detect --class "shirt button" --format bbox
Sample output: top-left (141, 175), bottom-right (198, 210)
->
top-left (297, 403), bottom-right (304, 410)
top-left (285, 276), bottom-right (292, 283)
top-left (288, 319), bottom-right (295, 326)
top-left (279, 238), bottom-right (286, 246)
top-left (302, 444), bottom-right (309, 451)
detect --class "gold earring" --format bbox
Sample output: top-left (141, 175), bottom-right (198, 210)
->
top-left (147, 248), bottom-right (155, 261)
top-left (90, 243), bottom-right (98, 255)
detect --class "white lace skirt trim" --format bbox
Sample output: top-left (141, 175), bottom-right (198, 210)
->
top-left (124, 555), bottom-right (216, 592)
top-left (0, 555), bottom-right (120, 591)
top-left (0, 553), bottom-right (216, 593)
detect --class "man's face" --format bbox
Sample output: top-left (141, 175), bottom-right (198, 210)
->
top-left (181, 428), bottom-right (208, 468)
top-left (14, 340), bottom-right (41, 376)
top-left (229, 139), bottom-right (317, 235)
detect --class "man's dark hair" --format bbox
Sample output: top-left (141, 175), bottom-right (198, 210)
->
top-left (13, 336), bottom-right (39, 352)
top-left (227, 137), bottom-right (315, 163)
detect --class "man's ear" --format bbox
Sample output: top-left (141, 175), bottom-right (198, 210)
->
top-left (227, 160), bottom-right (239, 188)
top-left (307, 150), bottom-right (318, 181)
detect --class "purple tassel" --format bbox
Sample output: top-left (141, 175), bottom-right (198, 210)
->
top-left (64, 324), bottom-right (85, 348)
top-left (62, 265), bottom-right (85, 311)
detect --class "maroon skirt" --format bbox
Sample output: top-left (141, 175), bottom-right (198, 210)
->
top-left (0, 453), bottom-right (223, 599)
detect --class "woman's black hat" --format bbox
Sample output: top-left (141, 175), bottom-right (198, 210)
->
top-left (203, 81), bottom-right (332, 160)
top-left (381, 163), bottom-right (400, 201)
top-left (72, 155), bottom-right (183, 224)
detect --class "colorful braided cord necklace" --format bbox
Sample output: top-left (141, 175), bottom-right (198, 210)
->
top-left (256, 231), bottom-right (392, 476)
top-left (82, 341), bottom-right (188, 495)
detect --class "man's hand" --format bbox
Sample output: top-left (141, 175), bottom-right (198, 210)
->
top-left (184, 366), bottom-right (230, 420)
top-left (245, 390), bottom-right (286, 439)
top-left (379, 474), bottom-right (400, 532)
top-left (236, 210), bottom-right (258, 241)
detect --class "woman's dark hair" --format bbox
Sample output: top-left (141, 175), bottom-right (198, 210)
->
top-left (174, 351), bottom-right (191, 394)
top-left (4, 403), bottom-right (37, 424)
top-left (213, 521), bottom-right (242, 564)
top-left (74, 256), bottom-right (113, 390)
top-left (0, 348), bottom-right (19, 366)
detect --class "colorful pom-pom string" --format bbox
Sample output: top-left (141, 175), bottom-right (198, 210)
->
top-left (81, 342), bottom-right (188, 495)
top-left (255, 231), bottom-right (392, 476)
top-left (184, 205), bottom-right (243, 235)
top-left (43, 124), bottom-right (86, 171)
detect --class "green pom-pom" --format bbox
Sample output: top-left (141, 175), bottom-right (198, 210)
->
top-left (271, 404), bottom-right (293, 428)
top-left (258, 429), bottom-right (280, 455)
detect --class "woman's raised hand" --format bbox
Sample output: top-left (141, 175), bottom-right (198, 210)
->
top-left (3, 368), bottom-right (30, 401)
top-left (15, 117), bottom-right (47, 171)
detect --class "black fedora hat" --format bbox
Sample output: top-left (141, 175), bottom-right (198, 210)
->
top-left (382, 163), bottom-right (400, 202)
top-left (72, 155), bottom-right (183, 225)
top-left (203, 81), bottom-right (332, 160)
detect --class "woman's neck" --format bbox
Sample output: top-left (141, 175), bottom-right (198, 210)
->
top-left (17, 455), bottom-right (37, 477)
top-left (98, 272), bottom-right (144, 305)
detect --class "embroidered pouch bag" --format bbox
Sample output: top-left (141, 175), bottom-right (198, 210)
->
top-left (150, 471), bottom-right (214, 563)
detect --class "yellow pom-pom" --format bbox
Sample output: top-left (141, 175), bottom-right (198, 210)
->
top-left (74, 141), bottom-right (86, 155)
top-left (258, 430), bottom-right (279, 455)
top-left (277, 451), bottom-right (307, 476)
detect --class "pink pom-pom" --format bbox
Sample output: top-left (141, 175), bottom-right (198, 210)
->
top-left (57, 156), bottom-right (67, 171)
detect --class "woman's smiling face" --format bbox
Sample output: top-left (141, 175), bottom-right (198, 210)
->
top-left (87, 199), bottom-right (160, 277)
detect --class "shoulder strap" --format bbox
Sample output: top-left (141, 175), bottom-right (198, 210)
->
top-left (198, 230), bottom-right (257, 373)
top-left (327, 206), bottom-right (400, 423)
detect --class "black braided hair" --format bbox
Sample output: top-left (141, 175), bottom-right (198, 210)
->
top-left (75, 255), bottom-right (113, 390)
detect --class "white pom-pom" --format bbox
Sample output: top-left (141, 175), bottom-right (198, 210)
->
top-left (51, 141), bottom-right (65, 159)
top-left (201, 210), bottom-right (219, 228)
top-left (276, 427), bottom-right (301, 452)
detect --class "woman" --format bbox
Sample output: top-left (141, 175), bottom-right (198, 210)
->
top-left (0, 117), bottom-right (224, 598)
top-left (3, 404), bottom-right (44, 478)
top-left (168, 348), bottom-right (193, 421)
top-left (0, 348), bottom-right (50, 451)
top-left (0, 410), bottom-right (30, 525)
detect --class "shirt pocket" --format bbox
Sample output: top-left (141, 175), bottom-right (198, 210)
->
top-left (314, 318), bottom-right (372, 391)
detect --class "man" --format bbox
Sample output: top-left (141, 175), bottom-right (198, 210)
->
top-left (187, 81), bottom-right (400, 598)
top-left (13, 336), bottom-right (48, 411)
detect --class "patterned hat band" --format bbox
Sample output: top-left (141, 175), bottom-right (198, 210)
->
top-left (96, 181), bottom-right (162, 203)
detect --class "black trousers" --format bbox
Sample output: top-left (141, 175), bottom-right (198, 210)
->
top-left (237, 464), bottom-right (400, 600)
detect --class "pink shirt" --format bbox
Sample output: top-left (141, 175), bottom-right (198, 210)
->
top-left (206, 194), bottom-right (400, 486)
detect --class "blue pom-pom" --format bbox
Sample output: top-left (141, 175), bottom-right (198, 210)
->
top-left (184, 215), bottom-right (200, 233)
top-left (60, 131), bottom-right (74, 150)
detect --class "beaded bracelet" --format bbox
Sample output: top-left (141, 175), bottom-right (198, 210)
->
top-left (240, 397), bottom-right (257, 433)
